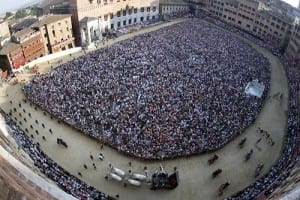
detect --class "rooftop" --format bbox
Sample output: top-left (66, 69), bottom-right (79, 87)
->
top-left (80, 17), bottom-right (98, 24)
top-left (13, 28), bottom-right (37, 39)
top-left (11, 18), bottom-right (38, 33)
top-left (0, 42), bottom-right (21, 55)
top-left (31, 14), bottom-right (71, 27)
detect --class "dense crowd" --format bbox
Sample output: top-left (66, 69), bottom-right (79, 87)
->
top-left (228, 54), bottom-right (299, 200)
top-left (23, 19), bottom-right (270, 159)
top-left (196, 11), bottom-right (300, 199)
top-left (0, 110), bottom-right (111, 200)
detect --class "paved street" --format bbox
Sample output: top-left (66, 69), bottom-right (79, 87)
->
top-left (0, 18), bottom-right (289, 200)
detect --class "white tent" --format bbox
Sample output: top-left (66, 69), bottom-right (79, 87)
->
top-left (245, 79), bottom-right (265, 98)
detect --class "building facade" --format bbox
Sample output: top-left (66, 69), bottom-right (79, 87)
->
top-left (0, 43), bottom-right (25, 72)
top-left (159, 0), bottom-right (190, 19)
top-left (12, 28), bottom-right (45, 63)
top-left (188, 0), bottom-right (212, 7)
top-left (0, 21), bottom-right (10, 38)
top-left (32, 15), bottom-right (75, 54)
top-left (0, 21), bottom-right (11, 48)
top-left (285, 21), bottom-right (300, 66)
top-left (69, 0), bottom-right (159, 46)
top-left (208, 0), bottom-right (294, 49)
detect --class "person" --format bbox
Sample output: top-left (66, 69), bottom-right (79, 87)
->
top-left (212, 169), bottom-right (222, 178)
top-left (245, 149), bottom-right (253, 161)
top-left (238, 138), bottom-right (247, 148)
top-left (99, 154), bottom-right (104, 161)
top-left (255, 138), bottom-right (262, 145)
top-left (22, 18), bottom-right (271, 160)
top-left (0, 110), bottom-right (109, 199)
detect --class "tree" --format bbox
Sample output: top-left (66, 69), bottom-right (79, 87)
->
top-left (15, 9), bottom-right (27, 19)
top-left (4, 12), bottom-right (13, 19)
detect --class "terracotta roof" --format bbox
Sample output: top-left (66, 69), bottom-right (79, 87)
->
top-left (0, 42), bottom-right (21, 55)
top-left (80, 17), bottom-right (98, 24)
top-left (11, 18), bottom-right (38, 32)
top-left (32, 14), bottom-right (71, 27)
top-left (13, 28), bottom-right (36, 39)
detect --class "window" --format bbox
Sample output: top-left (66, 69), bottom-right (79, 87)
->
top-left (134, 8), bottom-right (137, 13)
top-left (52, 30), bottom-right (56, 37)
top-left (117, 11), bottom-right (121, 17)
top-left (123, 10), bottom-right (126, 16)
top-left (128, 19), bottom-right (132, 24)
top-left (140, 17), bottom-right (144, 22)
top-left (111, 23), bottom-right (114, 29)
top-left (123, 20), bottom-right (126, 25)
top-left (141, 7), bottom-right (144, 12)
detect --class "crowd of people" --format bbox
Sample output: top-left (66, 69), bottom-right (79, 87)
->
top-left (0, 11), bottom-right (297, 200)
top-left (0, 109), bottom-right (111, 200)
top-left (228, 55), bottom-right (299, 200)
top-left (23, 19), bottom-right (270, 159)
top-left (195, 11), bottom-right (299, 200)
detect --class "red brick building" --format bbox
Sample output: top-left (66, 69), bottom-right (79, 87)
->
top-left (31, 15), bottom-right (75, 54)
top-left (0, 43), bottom-right (25, 73)
top-left (12, 28), bottom-right (45, 63)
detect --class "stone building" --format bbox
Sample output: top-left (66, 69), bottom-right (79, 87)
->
top-left (285, 20), bottom-right (300, 66)
top-left (69, 0), bottom-right (159, 46)
top-left (188, 0), bottom-right (212, 7)
top-left (31, 14), bottom-right (75, 54)
top-left (12, 27), bottom-right (45, 63)
top-left (0, 43), bottom-right (25, 72)
top-left (159, 0), bottom-right (190, 19)
top-left (208, 0), bottom-right (294, 49)
top-left (0, 21), bottom-right (10, 39)
top-left (0, 21), bottom-right (11, 48)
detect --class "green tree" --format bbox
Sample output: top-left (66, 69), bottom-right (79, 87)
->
top-left (4, 12), bottom-right (13, 19)
top-left (29, 7), bottom-right (37, 16)
top-left (15, 9), bottom-right (27, 19)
